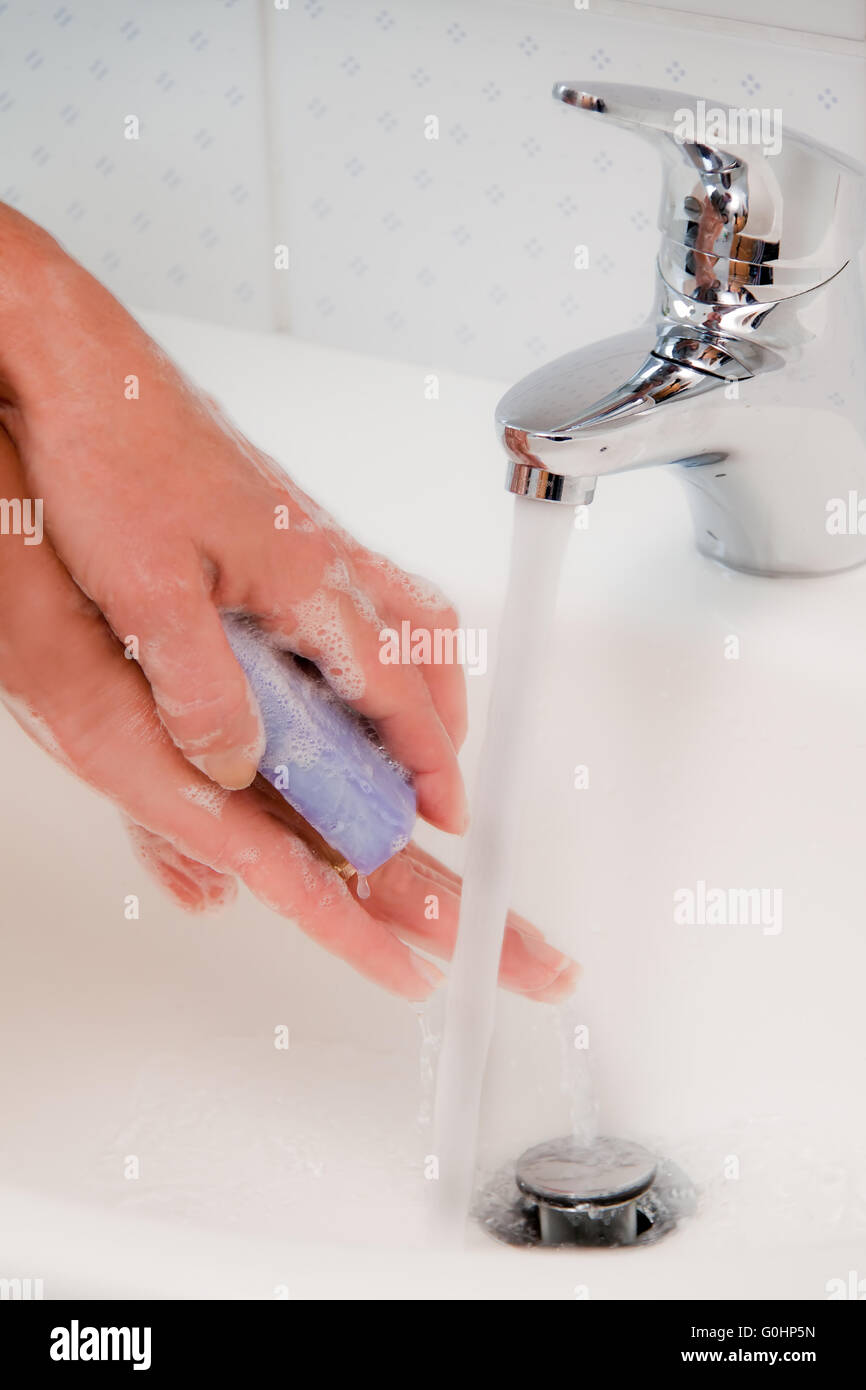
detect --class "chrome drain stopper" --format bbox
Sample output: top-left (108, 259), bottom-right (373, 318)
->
top-left (516, 1136), bottom-right (658, 1246)
top-left (475, 1135), bottom-right (696, 1248)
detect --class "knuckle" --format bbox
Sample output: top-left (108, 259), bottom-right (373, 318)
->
top-left (157, 669), bottom-right (253, 746)
top-left (200, 822), bottom-right (237, 875)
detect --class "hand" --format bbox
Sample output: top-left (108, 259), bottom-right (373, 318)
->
top-left (0, 216), bottom-right (580, 1002)
top-left (0, 206), bottom-right (466, 832)
top-left (0, 426), bottom-right (576, 1000)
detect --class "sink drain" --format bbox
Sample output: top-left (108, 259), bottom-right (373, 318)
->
top-left (476, 1135), bottom-right (696, 1248)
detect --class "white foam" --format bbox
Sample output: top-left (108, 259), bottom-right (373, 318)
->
top-left (223, 614), bottom-right (327, 771)
top-left (244, 835), bottom-right (348, 916)
top-left (289, 589), bottom-right (366, 701)
top-left (179, 784), bottom-right (230, 819)
top-left (323, 557), bottom-right (381, 628)
top-left (368, 556), bottom-right (453, 612)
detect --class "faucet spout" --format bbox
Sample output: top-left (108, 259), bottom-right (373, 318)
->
top-left (496, 80), bottom-right (866, 577)
top-left (497, 263), bottom-right (866, 576)
top-left (498, 326), bottom-right (736, 486)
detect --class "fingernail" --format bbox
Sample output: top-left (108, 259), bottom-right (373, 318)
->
top-left (518, 932), bottom-right (573, 973)
top-left (192, 750), bottom-right (259, 790)
top-left (409, 954), bottom-right (445, 1000)
top-left (515, 932), bottom-right (580, 995)
top-left (531, 960), bottom-right (581, 1003)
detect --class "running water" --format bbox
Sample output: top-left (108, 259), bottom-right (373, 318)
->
top-left (431, 496), bottom-right (576, 1241)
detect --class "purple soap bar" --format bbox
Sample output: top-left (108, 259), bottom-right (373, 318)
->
top-left (222, 614), bottom-right (416, 876)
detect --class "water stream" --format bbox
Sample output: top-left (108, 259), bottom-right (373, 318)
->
top-left (431, 496), bottom-right (576, 1240)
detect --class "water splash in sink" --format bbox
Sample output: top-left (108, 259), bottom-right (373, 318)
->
top-left (431, 497), bottom-right (576, 1240)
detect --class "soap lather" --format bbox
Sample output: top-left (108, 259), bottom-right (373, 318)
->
top-left (222, 614), bottom-right (417, 882)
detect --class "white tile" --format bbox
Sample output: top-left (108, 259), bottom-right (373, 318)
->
top-left (0, 0), bottom-right (274, 328)
top-left (642, 0), bottom-right (866, 42)
top-left (267, 0), bottom-right (866, 379)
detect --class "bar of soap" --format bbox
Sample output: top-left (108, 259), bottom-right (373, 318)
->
top-left (222, 614), bottom-right (416, 876)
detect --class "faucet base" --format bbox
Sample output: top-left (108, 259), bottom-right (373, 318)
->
top-left (505, 436), bottom-right (866, 578)
top-left (677, 437), bottom-right (866, 578)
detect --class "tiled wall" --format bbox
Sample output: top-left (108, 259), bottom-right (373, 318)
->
top-left (0, 0), bottom-right (275, 330)
top-left (2, 1), bottom-right (864, 379)
top-left (268, 0), bottom-right (866, 380)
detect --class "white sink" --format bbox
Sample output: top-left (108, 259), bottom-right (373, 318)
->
top-left (1, 313), bottom-right (863, 1299)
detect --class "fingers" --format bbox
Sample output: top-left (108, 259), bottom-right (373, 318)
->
top-left (352, 550), bottom-right (470, 752)
top-left (121, 817), bottom-right (442, 1001)
top-left (256, 569), bottom-right (467, 834)
top-left (0, 422), bottom-right (560, 1005)
top-left (102, 567), bottom-right (265, 790)
top-left (116, 763), bottom-right (444, 999)
top-left (353, 662), bottom-right (467, 834)
top-left (4, 593), bottom-right (443, 999)
top-left (235, 815), bottom-right (445, 999)
top-left (123, 819), bottom-right (238, 914)
top-left (361, 843), bottom-right (580, 1003)
top-left (0, 495), bottom-right (444, 997)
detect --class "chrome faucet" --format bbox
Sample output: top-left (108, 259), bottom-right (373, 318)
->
top-left (496, 82), bottom-right (866, 576)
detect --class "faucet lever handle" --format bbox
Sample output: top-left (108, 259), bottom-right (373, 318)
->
top-left (554, 80), bottom-right (746, 168)
top-left (554, 80), bottom-right (866, 300)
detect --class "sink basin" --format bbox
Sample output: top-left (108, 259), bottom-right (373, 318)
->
top-left (1, 313), bottom-right (863, 1299)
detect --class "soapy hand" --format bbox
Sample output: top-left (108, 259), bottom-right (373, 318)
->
top-left (0, 419), bottom-right (577, 1000)
top-left (0, 206), bottom-right (466, 831)
top-left (0, 208), bottom-right (579, 1001)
